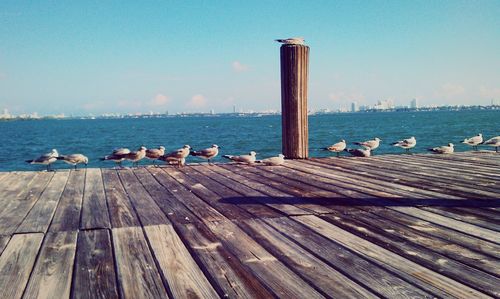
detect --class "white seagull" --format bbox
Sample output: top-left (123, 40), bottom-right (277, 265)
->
top-left (259, 154), bottom-right (285, 166)
top-left (190, 144), bottom-right (219, 165)
top-left (223, 151), bottom-right (257, 164)
top-left (275, 37), bottom-right (305, 45)
top-left (323, 139), bottom-right (347, 157)
top-left (354, 137), bottom-right (381, 152)
top-left (160, 145), bottom-right (191, 167)
top-left (344, 148), bottom-right (371, 157)
top-left (428, 143), bottom-right (454, 154)
top-left (392, 136), bottom-right (417, 153)
top-left (26, 149), bottom-right (59, 171)
top-left (482, 136), bottom-right (500, 152)
top-left (100, 148), bottom-right (131, 167)
top-left (146, 146), bottom-right (166, 166)
top-left (57, 154), bottom-right (88, 170)
top-left (461, 133), bottom-right (483, 150)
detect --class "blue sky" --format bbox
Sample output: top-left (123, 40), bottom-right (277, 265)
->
top-left (0, 0), bottom-right (499, 115)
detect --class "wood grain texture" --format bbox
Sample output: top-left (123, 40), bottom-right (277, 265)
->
top-left (280, 44), bottom-right (309, 158)
top-left (0, 233), bottom-right (44, 299)
top-left (23, 231), bottom-right (78, 299)
top-left (49, 170), bottom-right (85, 232)
top-left (101, 169), bottom-right (140, 228)
top-left (144, 224), bottom-right (219, 298)
top-left (112, 227), bottom-right (169, 299)
top-left (80, 168), bottom-right (111, 229)
top-left (72, 229), bottom-right (119, 299)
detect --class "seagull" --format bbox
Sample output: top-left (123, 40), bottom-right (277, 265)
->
top-left (125, 146), bottom-right (147, 167)
top-left (322, 139), bottom-right (346, 157)
top-left (26, 149), bottom-right (59, 171)
top-left (146, 146), bottom-right (165, 166)
top-left (428, 143), bottom-right (454, 154)
top-left (275, 37), bottom-right (305, 45)
top-left (223, 151), bottom-right (257, 164)
top-left (461, 133), bottom-right (483, 150)
top-left (482, 136), bottom-right (500, 152)
top-left (354, 138), bottom-right (381, 154)
top-left (100, 148), bottom-right (131, 167)
top-left (258, 154), bottom-right (285, 166)
top-left (57, 154), bottom-right (88, 170)
top-left (344, 148), bottom-right (371, 157)
top-left (190, 144), bottom-right (219, 165)
top-left (160, 145), bottom-right (191, 167)
top-left (392, 136), bottom-right (417, 153)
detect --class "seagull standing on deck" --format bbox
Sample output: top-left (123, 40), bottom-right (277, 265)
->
top-left (323, 139), bottom-right (346, 157)
top-left (146, 146), bottom-right (165, 166)
top-left (344, 148), bottom-right (371, 157)
top-left (275, 37), bottom-right (305, 45)
top-left (125, 146), bottom-right (147, 167)
top-left (160, 145), bottom-right (191, 168)
top-left (223, 151), bottom-right (257, 164)
top-left (57, 154), bottom-right (88, 170)
top-left (482, 136), bottom-right (500, 152)
top-left (100, 148), bottom-right (131, 168)
top-left (26, 149), bottom-right (59, 171)
top-left (428, 143), bottom-right (454, 154)
top-left (392, 137), bottom-right (416, 153)
top-left (190, 144), bottom-right (219, 165)
top-left (354, 138), bottom-right (381, 154)
top-left (461, 133), bottom-right (483, 150)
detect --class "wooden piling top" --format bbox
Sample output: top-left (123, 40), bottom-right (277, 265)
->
top-left (0, 152), bottom-right (499, 298)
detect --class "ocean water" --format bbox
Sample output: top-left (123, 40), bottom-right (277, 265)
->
top-left (0, 110), bottom-right (498, 171)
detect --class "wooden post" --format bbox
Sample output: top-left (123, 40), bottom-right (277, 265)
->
top-left (280, 44), bottom-right (309, 159)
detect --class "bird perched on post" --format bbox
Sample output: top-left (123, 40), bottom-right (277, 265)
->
top-left (190, 144), bottom-right (219, 165)
top-left (481, 136), bottom-right (500, 152)
top-left (275, 37), bottom-right (305, 45)
top-left (428, 143), bottom-right (454, 154)
top-left (461, 133), bottom-right (483, 151)
top-left (160, 145), bottom-right (191, 168)
top-left (344, 148), bottom-right (371, 157)
top-left (26, 149), bottom-right (59, 171)
top-left (100, 148), bottom-right (130, 168)
top-left (392, 137), bottom-right (416, 153)
top-left (354, 138), bottom-right (381, 153)
top-left (125, 146), bottom-right (147, 167)
top-left (223, 151), bottom-right (257, 164)
top-left (258, 154), bottom-right (285, 166)
top-left (57, 154), bottom-right (88, 170)
top-left (322, 139), bottom-right (346, 157)
top-left (146, 146), bottom-right (165, 166)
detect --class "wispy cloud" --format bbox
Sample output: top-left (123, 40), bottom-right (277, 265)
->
top-left (187, 94), bottom-right (207, 109)
top-left (149, 93), bottom-right (170, 106)
top-left (479, 86), bottom-right (500, 99)
top-left (231, 61), bottom-right (249, 73)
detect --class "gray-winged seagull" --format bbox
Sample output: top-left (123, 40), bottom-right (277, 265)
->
top-left (57, 154), bottom-right (88, 170)
top-left (190, 144), bottom-right (219, 165)
top-left (275, 37), bottom-right (305, 45)
top-left (259, 154), bottom-right (285, 166)
top-left (223, 151), bottom-right (257, 164)
top-left (482, 136), bottom-right (500, 152)
top-left (323, 139), bottom-right (346, 157)
top-left (461, 133), bottom-right (483, 150)
top-left (160, 145), bottom-right (191, 168)
top-left (354, 137), bottom-right (381, 154)
top-left (100, 148), bottom-right (131, 167)
top-left (146, 146), bottom-right (165, 166)
top-left (125, 146), bottom-right (147, 167)
top-left (344, 148), bottom-right (371, 157)
top-left (428, 143), bottom-right (454, 154)
top-left (392, 136), bottom-right (416, 153)
top-left (26, 149), bottom-right (59, 171)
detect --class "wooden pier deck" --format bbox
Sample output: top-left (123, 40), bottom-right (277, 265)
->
top-left (0, 152), bottom-right (499, 298)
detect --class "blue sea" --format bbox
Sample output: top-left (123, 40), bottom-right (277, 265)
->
top-left (1, 110), bottom-right (498, 171)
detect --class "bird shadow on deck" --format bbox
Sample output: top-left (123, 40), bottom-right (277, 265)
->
top-left (219, 196), bottom-right (500, 208)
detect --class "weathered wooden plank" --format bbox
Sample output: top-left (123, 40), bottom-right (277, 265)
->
top-left (16, 171), bottom-right (70, 233)
top-left (144, 224), bottom-right (219, 298)
top-left (101, 169), bottom-right (140, 228)
top-left (118, 169), bottom-right (171, 226)
top-left (72, 229), bottom-right (119, 299)
top-left (239, 218), bottom-right (377, 298)
top-left (318, 212), bottom-right (500, 297)
top-left (194, 165), bottom-right (310, 216)
top-left (49, 170), bottom-right (85, 232)
top-left (23, 231), bottom-right (78, 299)
top-left (0, 233), bottom-right (44, 299)
top-left (0, 172), bottom-right (53, 235)
top-left (112, 227), bottom-right (169, 299)
top-left (138, 168), bottom-right (273, 298)
top-left (0, 172), bottom-right (38, 206)
top-left (294, 215), bottom-right (492, 298)
top-left (265, 217), bottom-right (433, 298)
top-left (0, 235), bottom-right (10, 255)
top-left (206, 219), bottom-right (324, 298)
top-left (80, 168), bottom-right (111, 230)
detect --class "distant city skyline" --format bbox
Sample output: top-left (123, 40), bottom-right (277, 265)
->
top-left (1, 1), bottom-right (499, 115)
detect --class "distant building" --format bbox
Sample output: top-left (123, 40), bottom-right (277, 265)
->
top-left (210, 109), bottom-right (215, 115)
top-left (233, 105), bottom-right (236, 113)
top-left (411, 98), bottom-right (419, 109)
top-left (351, 101), bottom-right (358, 112)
